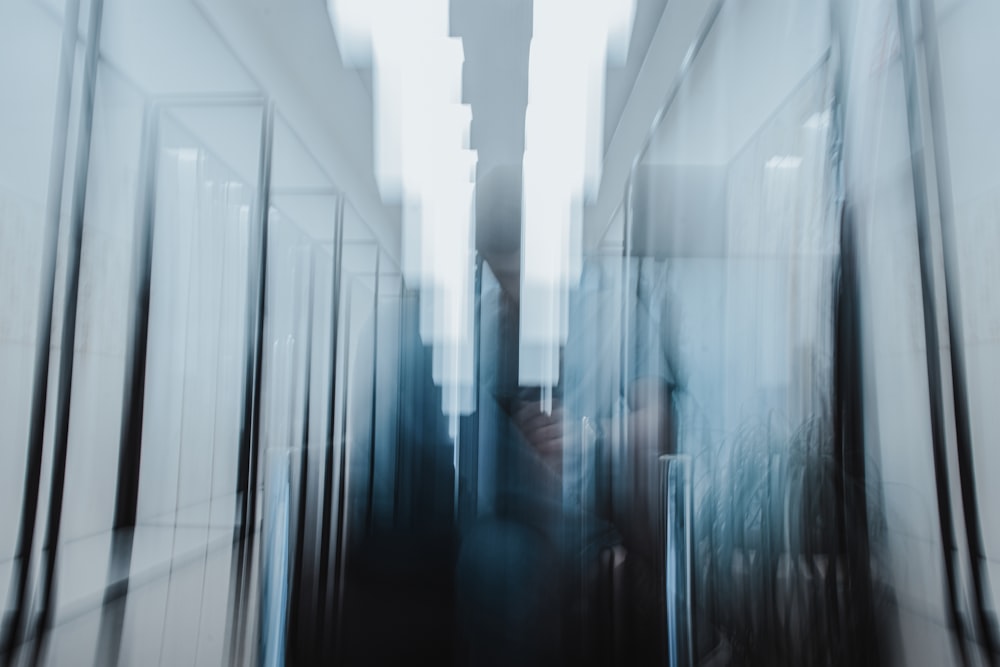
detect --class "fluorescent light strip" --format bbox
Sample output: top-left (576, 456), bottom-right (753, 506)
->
top-left (329, 0), bottom-right (478, 428)
top-left (519, 0), bottom-right (635, 392)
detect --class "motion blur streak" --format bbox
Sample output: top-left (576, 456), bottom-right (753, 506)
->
top-left (1, 0), bottom-right (999, 665)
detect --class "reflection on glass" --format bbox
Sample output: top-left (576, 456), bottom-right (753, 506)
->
top-left (662, 454), bottom-right (693, 667)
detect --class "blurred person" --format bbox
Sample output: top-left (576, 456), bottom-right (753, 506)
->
top-left (455, 258), bottom-right (682, 666)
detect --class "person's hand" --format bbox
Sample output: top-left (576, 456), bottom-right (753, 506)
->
top-left (513, 399), bottom-right (568, 475)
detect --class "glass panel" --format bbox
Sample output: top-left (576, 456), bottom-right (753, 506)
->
top-left (262, 211), bottom-right (316, 454)
top-left (920, 0), bottom-right (1000, 650)
top-left (260, 448), bottom-right (291, 667)
top-left (0, 0), bottom-right (65, 617)
top-left (839, 0), bottom-right (959, 661)
top-left (266, 112), bottom-right (342, 660)
top-left (51, 60), bottom-right (146, 624)
top-left (661, 454), bottom-right (693, 667)
top-left (621, 0), bottom-right (844, 662)
top-left (930, 0), bottom-right (1000, 643)
top-left (136, 104), bottom-right (259, 570)
top-left (25, 0), bottom-right (271, 655)
top-left (118, 106), bottom-right (260, 665)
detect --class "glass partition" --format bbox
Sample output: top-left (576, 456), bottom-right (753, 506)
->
top-left (836, 0), bottom-right (956, 661)
top-left (17, 0), bottom-right (269, 663)
top-left (611, 0), bottom-right (854, 663)
top-left (0, 0), bottom-right (414, 663)
top-left (908, 0), bottom-right (1000, 660)
top-left (135, 105), bottom-right (260, 536)
top-left (0, 0), bottom-right (72, 628)
top-left (261, 199), bottom-right (336, 667)
top-left (253, 98), bottom-right (408, 663)
top-left (260, 106), bottom-right (358, 665)
top-left (118, 103), bottom-right (261, 667)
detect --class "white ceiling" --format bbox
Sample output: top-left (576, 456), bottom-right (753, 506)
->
top-left (195, 0), bottom-right (669, 282)
top-left (196, 0), bottom-right (399, 258)
top-left (449, 0), bottom-right (668, 283)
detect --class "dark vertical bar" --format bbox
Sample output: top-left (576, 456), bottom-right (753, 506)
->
top-left (467, 256), bottom-right (484, 523)
top-left (112, 103), bottom-right (160, 531)
top-left (827, 3), bottom-right (879, 662)
top-left (92, 534), bottom-right (133, 667)
top-left (894, 0), bottom-right (970, 662)
top-left (916, 0), bottom-right (999, 659)
top-left (258, 234), bottom-right (307, 664)
top-left (331, 278), bottom-right (354, 663)
top-left (661, 456), bottom-right (693, 667)
top-left (834, 208), bottom-right (879, 665)
top-left (454, 255), bottom-right (482, 529)
top-left (289, 248), bottom-right (315, 660)
top-left (365, 250), bottom-right (381, 534)
top-left (618, 173), bottom-right (635, 508)
top-left (0, 0), bottom-right (82, 657)
top-left (29, 0), bottom-right (106, 655)
top-left (240, 99), bottom-right (275, 666)
top-left (391, 287), bottom-right (407, 528)
top-left (316, 197), bottom-right (344, 662)
top-left (92, 101), bottom-right (160, 667)
top-left (226, 100), bottom-right (274, 667)
top-left (608, 174), bottom-right (635, 667)
top-left (237, 100), bottom-right (276, 537)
